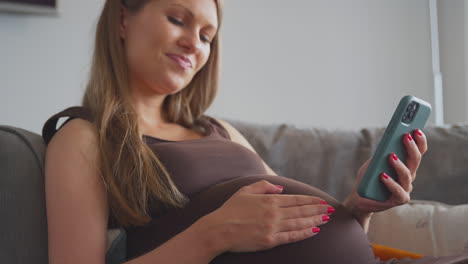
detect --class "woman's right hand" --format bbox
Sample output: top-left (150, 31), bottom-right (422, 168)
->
top-left (200, 180), bottom-right (334, 253)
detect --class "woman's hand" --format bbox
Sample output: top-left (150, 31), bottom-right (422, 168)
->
top-left (344, 129), bottom-right (428, 220)
top-left (200, 180), bottom-right (334, 254)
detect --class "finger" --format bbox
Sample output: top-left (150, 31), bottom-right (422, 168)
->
top-left (413, 129), bottom-right (428, 155)
top-left (280, 204), bottom-right (334, 220)
top-left (381, 173), bottom-right (411, 205)
top-left (239, 180), bottom-right (284, 195)
top-left (402, 133), bottom-right (422, 176)
top-left (388, 153), bottom-right (413, 192)
top-left (273, 226), bottom-right (320, 246)
top-left (277, 214), bottom-right (330, 232)
top-left (276, 195), bottom-right (326, 208)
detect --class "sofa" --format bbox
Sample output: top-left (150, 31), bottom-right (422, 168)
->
top-left (1, 119), bottom-right (468, 263)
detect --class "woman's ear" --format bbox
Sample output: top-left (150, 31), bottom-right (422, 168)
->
top-left (120, 5), bottom-right (129, 39)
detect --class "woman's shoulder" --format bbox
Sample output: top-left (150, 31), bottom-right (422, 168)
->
top-left (201, 115), bottom-right (231, 140)
top-left (46, 118), bottom-right (98, 151)
top-left (42, 106), bottom-right (94, 145)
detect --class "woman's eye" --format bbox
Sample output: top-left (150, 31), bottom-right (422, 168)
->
top-left (200, 34), bottom-right (211, 43)
top-left (167, 16), bottom-right (184, 26)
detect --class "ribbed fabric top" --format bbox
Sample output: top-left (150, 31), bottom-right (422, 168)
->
top-left (42, 106), bottom-right (267, 227)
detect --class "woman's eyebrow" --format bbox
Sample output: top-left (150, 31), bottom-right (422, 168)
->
top-left (168, 3), bottom-right (217, 31)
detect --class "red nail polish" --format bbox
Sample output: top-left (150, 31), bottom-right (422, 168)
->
top-left (320, 201), bottom-right (328, 205)
top-left (416, 129), bottom-right (423, 136)
top-left (392, 153), bottom-right (398, 161)
top-left (407, 133), bottom-right (413, 141)
top-left (312, 227), bottom-right (320, 233)
top-left (275, 185), bottom-right (283, 189)
top-left (328, 207), bottom-right (335, 214)
top-left (322, 215), bottom-right (330, 222)
top-left (382, 173), bottom-right (389, 180)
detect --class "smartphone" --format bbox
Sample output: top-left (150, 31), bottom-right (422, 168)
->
top-left (357, 95), bottom-right (432, 202)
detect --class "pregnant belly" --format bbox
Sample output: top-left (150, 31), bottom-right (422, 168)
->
top-left (126, 175), bottom-right (376, 264)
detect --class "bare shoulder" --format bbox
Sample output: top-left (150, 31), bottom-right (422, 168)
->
top-left (212, 118), bottom-right (243, 142)
top-left (48, 118), bottom-right (98, 148)
top-left (212, 118), bottom-right (233, 131)
top-left (213, 118), bottom-right (278, 176)
top-left (46, 118), bottom-right (100, 171)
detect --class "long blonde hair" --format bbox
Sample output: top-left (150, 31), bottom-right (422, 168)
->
top-left (82, 0), bottom-right (223, 227)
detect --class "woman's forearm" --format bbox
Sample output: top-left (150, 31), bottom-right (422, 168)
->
top-left (123, 215), bottom-right (224, 264)
top-left (355, 213), bottom-right (372, 233)
top-left (343, 199), bottom-right (373, 233)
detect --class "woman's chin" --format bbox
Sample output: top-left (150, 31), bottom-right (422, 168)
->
top-left (158, 79), bottom-right (189, 95)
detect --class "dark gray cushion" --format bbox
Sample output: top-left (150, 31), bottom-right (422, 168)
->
top-left (0, 125), bottom-right (48, 263)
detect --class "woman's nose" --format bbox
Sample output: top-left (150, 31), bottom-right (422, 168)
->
top-left (177, 31), bottom-right (201, 54)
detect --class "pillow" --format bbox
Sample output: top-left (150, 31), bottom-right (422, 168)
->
top-left (368, 200), bottom-right (468, 257)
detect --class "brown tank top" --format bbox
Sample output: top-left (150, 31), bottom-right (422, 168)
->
top-left (42, 106), bottom-right (377, 264)
top-left (42, 106), bottom-right (267, 224)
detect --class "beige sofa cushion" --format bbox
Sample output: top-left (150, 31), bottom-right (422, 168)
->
top-left (368, 200), bottom-right (468, 257)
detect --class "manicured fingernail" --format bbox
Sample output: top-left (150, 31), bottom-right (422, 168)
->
top-left (320, 201), bottom-right (328, 205)
top-left (275, 185), bottom-right (283, 189)
top-left (328, 206), bottom-right (335, 214)
top-left (407, 133), bottom-right (413, 141)
top-left (322, 215), bottom-right (330, 222)
top-left (392, 153), bottom-right (398, 161)
top-left (416, 129), bottom-right (423, 136)
top-left (312, 227), bottom-right (320, 233)
top-left (382, 173), bottom-right (389, 180)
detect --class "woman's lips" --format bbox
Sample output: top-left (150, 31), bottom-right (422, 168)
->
top-left (166, 54), bottom-right (192, 70)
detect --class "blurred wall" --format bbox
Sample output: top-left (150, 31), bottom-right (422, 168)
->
top-left (211, 0), bottom-right (434, 129)
top-left (438, 0), bottom-right (468, 124)
top-left (0, 0), bottom-right (104, 133)
top-left (0, 0), bottom-right (465, 133)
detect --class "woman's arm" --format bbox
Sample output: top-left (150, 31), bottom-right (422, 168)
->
top-left (215, 119), bottom-right (278, 176)
top-left (46, 119), bottom-right (221, 264)
top-left (45, 119), bottom-right (109, 264)
top-left (343, 198), bottom-right (373, 233)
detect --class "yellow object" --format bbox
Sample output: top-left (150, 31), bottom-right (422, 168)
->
top-left (372, 243), bottom-right (424, 261)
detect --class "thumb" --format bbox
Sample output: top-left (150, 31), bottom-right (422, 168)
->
top-left (357, 159), bottom-right (371, 178)
top-left (241, 180), bottom-right (284, 195)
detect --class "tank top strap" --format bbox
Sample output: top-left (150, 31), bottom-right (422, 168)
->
top-left (202, 115), bottom-right (231, 140)
top-left (42, 106), bottom-right (92, 145)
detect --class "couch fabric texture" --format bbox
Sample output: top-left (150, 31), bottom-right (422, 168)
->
top-left (1, 120), bottom-right (467, 263)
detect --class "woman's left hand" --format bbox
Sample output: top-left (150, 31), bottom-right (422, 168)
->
top-left (344, 129), bottom-right (428, 219)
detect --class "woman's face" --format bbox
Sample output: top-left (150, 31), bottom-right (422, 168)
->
top-left (121, 0), bottom-right (218, 96)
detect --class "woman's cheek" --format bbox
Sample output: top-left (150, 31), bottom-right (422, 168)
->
top-left (196, 49), bottom-right (211, 72)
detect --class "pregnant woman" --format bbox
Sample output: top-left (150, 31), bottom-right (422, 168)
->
top-left (42, 0), bottom-right (468, 263)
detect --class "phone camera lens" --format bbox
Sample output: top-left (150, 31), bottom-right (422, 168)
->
top-left (402, 113), bottom-right (408, 122)
top-left (406, 104), bottom-right (413, 112)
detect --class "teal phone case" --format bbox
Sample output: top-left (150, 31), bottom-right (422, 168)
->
top-left (357, 95), bottom-right (432, 202)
